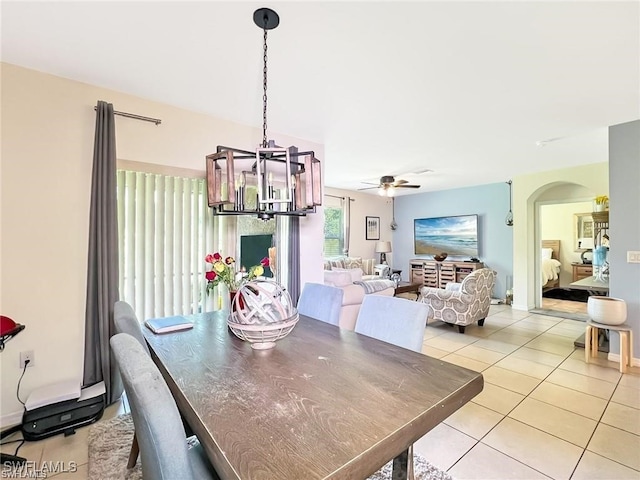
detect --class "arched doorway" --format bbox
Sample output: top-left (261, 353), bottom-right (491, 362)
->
top-left (529, 182), bottom-right (594, 313)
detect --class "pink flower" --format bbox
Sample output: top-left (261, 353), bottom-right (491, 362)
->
top-left (205, 271), bottom-right (217, 281)
top-left (205, 254), bottom-right (215, 264)
top-left (260, 257), bottom-right (270, 267)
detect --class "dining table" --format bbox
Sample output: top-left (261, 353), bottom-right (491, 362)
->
top-left (142, 311), bottom-right (483, 480)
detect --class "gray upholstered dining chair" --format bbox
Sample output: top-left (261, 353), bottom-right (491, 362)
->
top-left (113, 300), bottom-right (194, 468)
top-left (297, 283), bottom-right (344, 326)
top-left (113, 300), bottom-right (149, 468)
top-left (355, 295), bottom-right (429, 353)
top-left (110, 333), bottom-right (220, 480)
top-left (114, 301), bottom-right (150, 355)
top-left (354, 295), bottom-right (429, 480)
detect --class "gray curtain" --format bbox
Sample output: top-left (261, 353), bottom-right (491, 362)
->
top-left (83, 101), bottom-right (122, 404)
top-left (288, 217), bottom-right (301, 305)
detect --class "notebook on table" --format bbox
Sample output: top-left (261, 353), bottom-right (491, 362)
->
top-left (144, 316), bottom-right (194, 334)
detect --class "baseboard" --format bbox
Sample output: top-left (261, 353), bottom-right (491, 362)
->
top-left (1, 410), bottom-right (23, 430)
top-left (608, 352), bottom-right (640, 368)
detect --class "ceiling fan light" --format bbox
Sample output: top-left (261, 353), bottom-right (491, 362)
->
top-left (378, 187), bottom-right (386, 196)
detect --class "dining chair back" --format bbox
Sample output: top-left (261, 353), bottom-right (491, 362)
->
top-left (297, 283), bottom-right (344, 326)
top-left (114, 301), bottom-right (150, 355)
top-left (355, 295), bottom-right (428, 353)
top-left (110, 334), bottom-right (219, 480)
top-left (355, 295), bottom-right (429, 479)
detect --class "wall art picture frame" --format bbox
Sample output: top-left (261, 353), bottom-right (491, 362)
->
top-left (366, 216), bottom-right (380, 240)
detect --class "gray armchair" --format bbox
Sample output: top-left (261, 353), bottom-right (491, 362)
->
top-left (419, 268), bottom-right (496, 333)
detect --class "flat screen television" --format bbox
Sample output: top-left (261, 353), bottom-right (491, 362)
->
top-left (414, 214), bottom-right (479, 257)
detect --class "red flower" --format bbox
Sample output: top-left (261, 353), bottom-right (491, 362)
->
top-left (212, 252), bottom-right (222, 261)
top-left (225, 256), bottom-right (234, 265)
top-left (260, 257), bottom-right (270, 267)
top-left (205, 271), bottom-right (217, 281)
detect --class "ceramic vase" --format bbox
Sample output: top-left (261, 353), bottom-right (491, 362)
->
top-left (587, 296), bottom-right (627, 326)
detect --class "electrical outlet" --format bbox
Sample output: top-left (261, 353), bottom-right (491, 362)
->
top-left (20, 350), bottom-right (34, 369)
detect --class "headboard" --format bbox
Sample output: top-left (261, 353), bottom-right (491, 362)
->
top-left (542, 239), bottom-right (560, 260)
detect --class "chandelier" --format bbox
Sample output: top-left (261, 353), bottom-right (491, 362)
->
top-left (206, 8), bottom-right (322, 220)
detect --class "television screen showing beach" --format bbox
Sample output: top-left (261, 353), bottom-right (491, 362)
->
top-left (414, 215), bottom-right (478, 256)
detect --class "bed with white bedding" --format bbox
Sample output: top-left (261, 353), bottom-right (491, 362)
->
top-left (541, 240), bottom-right (562, 290)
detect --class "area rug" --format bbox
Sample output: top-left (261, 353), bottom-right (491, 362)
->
top-left (88, 414), bottom-right (453, 480)
top-left (542, 287), bottom-right (591, 303)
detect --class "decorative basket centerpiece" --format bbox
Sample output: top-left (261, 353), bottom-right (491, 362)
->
top-left (227, 280), bottom-right (299, 350)
top-left (433, 252), bottom-right (448, 262)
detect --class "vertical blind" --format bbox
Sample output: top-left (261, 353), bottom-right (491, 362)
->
top-left (117, 170), bottom-right (214, 321)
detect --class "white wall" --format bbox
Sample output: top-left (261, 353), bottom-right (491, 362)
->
top-left (324, 187), bottom-right (393, 265)
top-left (0, 63), bottom-right (324, 422)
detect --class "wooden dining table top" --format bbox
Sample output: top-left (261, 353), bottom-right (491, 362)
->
top-left (143, 311), bottom-right (483, 480)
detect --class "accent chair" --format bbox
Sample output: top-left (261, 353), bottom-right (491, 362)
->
top-left (419, 268), bottom-right (496, 333)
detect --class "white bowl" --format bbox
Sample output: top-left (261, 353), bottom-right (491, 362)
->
top-left (587, 296), bottom-right (627, 326)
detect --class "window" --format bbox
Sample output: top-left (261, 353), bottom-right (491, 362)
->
top-left (117, 169), bottom-right (214, 320)
top-left (324, 199), bottom-right (344, 258)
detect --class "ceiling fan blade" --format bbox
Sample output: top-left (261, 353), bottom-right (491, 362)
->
top-left (357, 186), bottom-right (379, 191)
top-left (396, 184), bottom-right (421, 188)
top-left (393, 179), bottom-right (409, 186)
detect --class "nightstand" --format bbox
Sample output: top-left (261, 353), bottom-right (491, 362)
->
top-left (572, 263), bottom-right (593, 282)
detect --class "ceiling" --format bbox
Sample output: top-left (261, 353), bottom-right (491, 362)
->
top-left (2, 2), bottom-right (638, 194)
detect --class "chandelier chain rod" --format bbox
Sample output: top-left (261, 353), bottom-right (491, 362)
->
top-left (262, 25), bottom-right (269, 148)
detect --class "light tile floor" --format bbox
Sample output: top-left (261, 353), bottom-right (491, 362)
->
top-left (2, 305), bottom-right (638, 479)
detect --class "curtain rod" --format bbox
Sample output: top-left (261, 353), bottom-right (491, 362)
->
top-left (93, 107), bottom-right (162, 125)
top-left (324, 194), bottom-right (355, 201)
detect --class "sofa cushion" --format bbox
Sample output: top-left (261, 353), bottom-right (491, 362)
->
top-left (328, 258), bottom-right (346, 270)
top-left (343, 257), bottom-right (363, 270)
top-left (362, 259), bottom-right (375, 276)
top-left (323, 270), bottom-right (353, 287)
top-left (333, 267), bottom-right (363, 283)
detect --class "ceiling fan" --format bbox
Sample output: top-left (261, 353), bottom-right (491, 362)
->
top-left (358, 175), bottom-right (421, 196)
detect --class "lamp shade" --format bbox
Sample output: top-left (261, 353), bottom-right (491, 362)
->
top-left (375, 241), bottom-right (392, 253)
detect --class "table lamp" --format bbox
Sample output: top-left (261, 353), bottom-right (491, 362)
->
top-left (375, 241), bottom-right (392, 265)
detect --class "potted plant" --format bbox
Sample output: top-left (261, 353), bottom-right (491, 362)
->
top-left (593, 195), bottom-right (609, 212)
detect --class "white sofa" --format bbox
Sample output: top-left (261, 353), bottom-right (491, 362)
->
top-left (324, 257), bottom-right (378, 280)
top-left (323, 261), bottom-right (395, 330)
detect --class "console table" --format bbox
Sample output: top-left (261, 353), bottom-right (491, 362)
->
top-left (410, 260), bottom-right (484, 289)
